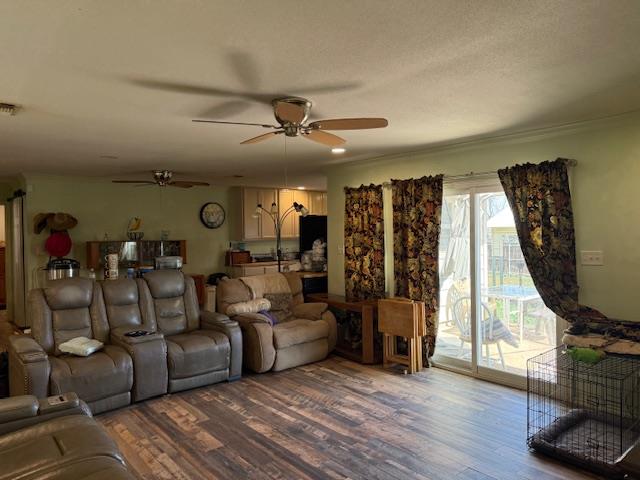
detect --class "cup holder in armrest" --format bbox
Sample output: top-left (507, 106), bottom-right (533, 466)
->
top-left (39, 393), bottom-right (80, 415)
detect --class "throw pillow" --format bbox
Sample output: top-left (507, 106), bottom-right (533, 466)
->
top-left (226, 298), bottom-right (272, 316)
top-left (264, 292), bottom-right (293, 323)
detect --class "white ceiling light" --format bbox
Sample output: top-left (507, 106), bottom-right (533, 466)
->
top-left (331, 147), bottom-right (346, 154)
top-left (297, 186), bottom-right (305, 190)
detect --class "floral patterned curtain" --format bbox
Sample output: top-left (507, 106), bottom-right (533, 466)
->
top-left (344, 184), bottom-right (385, 301)
top-left (498, 159), bottom-right (607, 329)
top-left (392, 175), bottom-right (444, 360)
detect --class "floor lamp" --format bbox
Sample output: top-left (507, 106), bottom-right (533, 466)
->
top-left (254, 201), bottom-right (309, 272)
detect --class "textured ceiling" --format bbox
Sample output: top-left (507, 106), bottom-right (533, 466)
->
top-left (1, 0), bottom-right (639, 189)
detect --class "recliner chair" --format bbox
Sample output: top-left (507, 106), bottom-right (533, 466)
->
top-left (8, 278), bottom-right (133, 414)
top-left (142, 270), bottom-right (241, 392)
top-left (0, 392), bottom-right (135, 479)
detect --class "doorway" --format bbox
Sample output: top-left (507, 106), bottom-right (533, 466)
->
top-left (0, 205), bottom-right (5, 310)
top-left (433, 177), bottom-right (560, 389)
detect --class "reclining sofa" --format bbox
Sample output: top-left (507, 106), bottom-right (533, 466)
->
top-left (217, 272), bottom-right (336, 372)
top-left (8, 270), bottom-right (240, 414)
top-left (0, 392), bottom-right (134, 479)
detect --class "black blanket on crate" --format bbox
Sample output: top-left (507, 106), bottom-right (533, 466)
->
top-left (564, 319), bottom-right (640, 356)
top-left (530, 409), bottom-right (640, 478)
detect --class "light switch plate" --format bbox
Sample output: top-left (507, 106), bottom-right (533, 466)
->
top-left (337, 244), bottom-right (344, 255)
top-left (581, 250), bottom-right (604, 266)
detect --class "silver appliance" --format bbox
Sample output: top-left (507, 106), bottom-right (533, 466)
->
top-left (154, 256), bottom-right (183, 270)
top-left (47, 258), bottom-right (80, 280)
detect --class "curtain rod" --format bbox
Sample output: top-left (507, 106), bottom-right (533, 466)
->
top-left (378, 158), bottom-right (577, 188)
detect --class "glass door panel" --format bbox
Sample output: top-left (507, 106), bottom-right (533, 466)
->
top-left (476, 192), bottom-right (557, 377)
top-left (435, 193), bottom-right (472, 368)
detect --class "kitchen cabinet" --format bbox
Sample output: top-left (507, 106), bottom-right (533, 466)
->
top-left (308, 191), bottom-right (327, 215)
top-left (231, 187), bottom-right (325, 241)
top-left (234, 187), bottom-right (279, 241)
top-left (279, 189), bottom-right (309, 238)
top-left (260, 188), bottom-right (278, 239)
top-left (241, 188), bottom-right (261, 240)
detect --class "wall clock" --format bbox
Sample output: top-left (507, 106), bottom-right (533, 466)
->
top-left (200, 202), bottom-right (225, 229)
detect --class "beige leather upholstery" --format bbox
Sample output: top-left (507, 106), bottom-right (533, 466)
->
top-left (9, 278), bottom-right (133, 414)
top-left (10, 274), bottom-right (241, 412)
top-left (143, 270), bottom-right (242, 392)
top-left (218, 272), bottom-right (337, 373)
top-left (0, 393), bottom-right (91, 436)
top-left (102, 278), bottom-right (169, 401)
top-left (49, 345), bottom-right (133, 404)
top-left (0, 395), bottom-right (134, 480)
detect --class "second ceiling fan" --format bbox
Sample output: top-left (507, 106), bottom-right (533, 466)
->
top-left (193, 97), bottom-right (388, 147)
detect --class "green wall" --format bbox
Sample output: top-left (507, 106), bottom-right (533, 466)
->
top-left (20, 176), bottom-right (297, 292)
top-left (327, 112), bottom-right (640, 321)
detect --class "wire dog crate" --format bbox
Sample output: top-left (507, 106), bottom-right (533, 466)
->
top-left (527, 346), bottom-right (640, 477)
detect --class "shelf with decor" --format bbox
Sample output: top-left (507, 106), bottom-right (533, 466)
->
top-left (86, 240), bottom-right (187, 270)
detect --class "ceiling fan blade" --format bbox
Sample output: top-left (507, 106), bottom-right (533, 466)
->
top-left (308, 118), bottom-right (388, 130)
top-left (170, 181), bottom-right (210, 188)
top-left (241, 131), bottom-right (284, 145)
top-left (303, 130), bottom-right (346, 147)
top-left (128, 78), bottom-right (274, 104)
top-left (197, 100), bottom-right (251, 119)
top-left (228, 51), bottom-right (260, 90)
top-left (112, 180), bottom-right (156, 184)
top-left (274, 100), bottom-right (306, 124)
top-left (192, 119), bottom-right (277, 129)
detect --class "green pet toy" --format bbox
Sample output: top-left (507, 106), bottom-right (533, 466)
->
top-left (566, 347), bottom-right (606, 364)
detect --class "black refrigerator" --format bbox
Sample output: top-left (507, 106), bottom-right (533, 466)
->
top-left (298, 215), bottom-right (328, 294)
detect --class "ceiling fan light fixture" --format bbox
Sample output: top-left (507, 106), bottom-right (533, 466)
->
top-left (331, 147), bottom-right (346, 154)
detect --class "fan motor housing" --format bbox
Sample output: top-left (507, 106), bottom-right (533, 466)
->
top-left (272, 96), bottom-right (311, 134)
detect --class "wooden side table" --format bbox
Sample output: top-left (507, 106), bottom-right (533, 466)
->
top-left (307, 293), bottom-right (380, 364)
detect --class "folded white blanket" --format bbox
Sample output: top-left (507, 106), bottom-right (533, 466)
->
top-left (59, 337), bottom-right (104, 356)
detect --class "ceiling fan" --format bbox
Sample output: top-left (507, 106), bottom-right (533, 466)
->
top-left (192, 97), bottom-right (388, 147)
top-left (112, 170), bottom-right (210, 188)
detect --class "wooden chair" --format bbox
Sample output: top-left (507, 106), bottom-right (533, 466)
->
top-left (378, 298), bottom-right (426, 374)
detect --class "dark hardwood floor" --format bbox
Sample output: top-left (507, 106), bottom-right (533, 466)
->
top-left (98, 357), bottom-right (601, 480)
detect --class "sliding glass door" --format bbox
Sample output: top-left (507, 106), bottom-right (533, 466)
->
top-left (435, 179), bottom-right (558, 387)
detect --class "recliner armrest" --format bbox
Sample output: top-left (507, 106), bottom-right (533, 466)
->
top-left (0, 392), bottom-right (92, 436)
top-left (8, 335), bottom-right (48, 363)
top-left (110, 326), bottom-right (164, 345)
top-left (200, 311), bottom-right (242, 380)
top-left (292, 302), bottom-right (329, 320)
top-left (8, 335), bottom-right (51, 398)
top-left (0, 395), bottom-right (39, 424)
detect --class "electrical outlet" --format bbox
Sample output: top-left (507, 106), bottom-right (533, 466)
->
top-left (581, 250), bottom-right (604, 266)
top-left (337, 244), bottom-right (344, 256)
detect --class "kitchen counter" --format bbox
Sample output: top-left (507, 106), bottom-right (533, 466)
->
top-left (229, 260), bottom-right (328, 279)
top-left (232, 260), bottom-right (297, 267)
